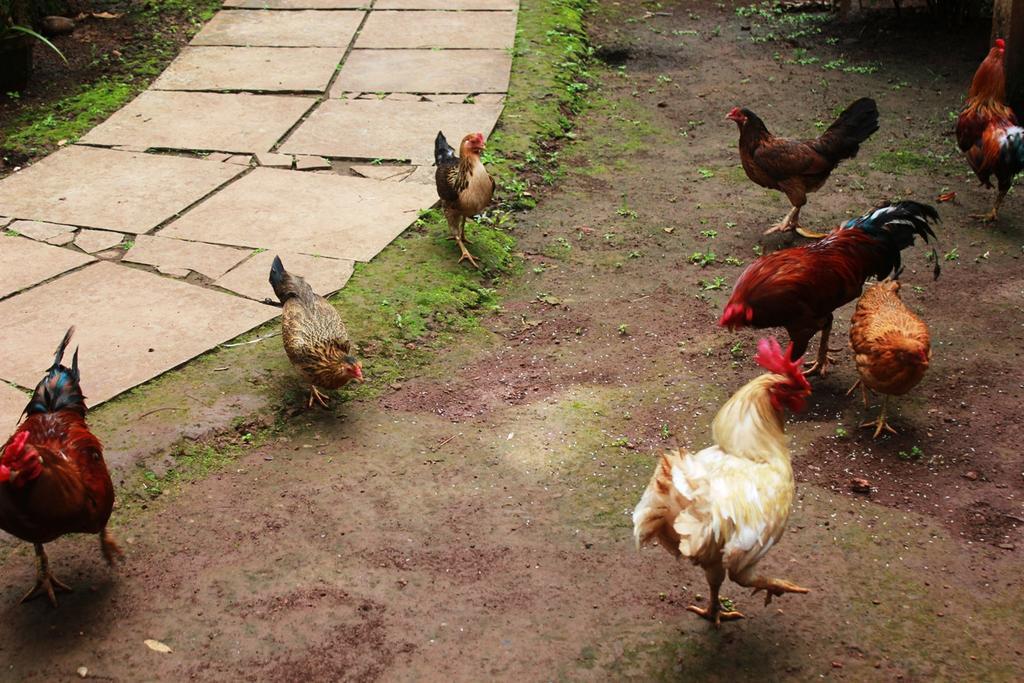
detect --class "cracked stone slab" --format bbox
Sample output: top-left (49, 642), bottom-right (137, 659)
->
top-left (192, 10), bottom-right (363, 47)
top-left (153, 46), bottom-right (345, 93)
top-left (216, 251), bottom-right (354, 302)
top-left (356, 11), bottom-right (516, 49)
top-left (0, 147), bottom-right (242, 234)
top-left (255, 152), bottom-right (293, 168)
top-left (376, 0), bottom-right (518, 7)
top-left (349, 164), bottom-right (414, 181)
top-left (279, 99), bottom-right (502, 164)
top-left (0, 382), bottom-right (27, 433)
top-left (5, 220), bottom-right (74, 241)
top-left (333, 50), bottom-right (511, 95)
top-left (46, 232), bottom-right (76, 246)
top-left (75, 229), bottom-right (126, 253)
top-left (295, 156), bottom-right (332, 171)
top-left (0, 217), bottom-right (10, 228)
top-left (0, 235), bottom-right (94, 299)
top-left (162, 167), bottom-right (437, 261)
top-left (81, 91), bottom-right (315, 153)
top-left (123, 235), bottom-right (252, 280)
top-left (0, 262), bottom-right (278, 405)
top-left (224, 0), bottom-right (366, 7)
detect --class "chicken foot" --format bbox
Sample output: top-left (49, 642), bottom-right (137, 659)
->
top-left (763, 206), bottom-right (829, 239)
top-left (803, 320), bottom-right (840, 377)
top-left (100, 528), bottom-right (124, 566)
top-left (971, 192), bottom-right (1004, 223)
top-left (308, 385), bottom-right (331, 409)
top-left (686, 564), bottom-right (744, 628)
top-left (846, 379), bottom-right (870, 407)
top-left (21, 544), bottom-right (72, 607)
top-left (861, 395), bottom-right (898, 438)
top-left (450, 216), bottom-right (480, 269)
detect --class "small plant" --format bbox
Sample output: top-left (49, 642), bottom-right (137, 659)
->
top-left (898, 445), bottom-right (924, 461)
top-left (697, 168), bottom-right (715, 179)
top-left (835, 426), bottom-right (848, 439)
top-left (700, 276), bottom-right (727, 291)
top-left (628, 250), bottom-right (641, 259)
top-left (610, 436), bottom-right (630, 448)
top-left (943, 247), bottom-right (959, 261)
top-left (723, 256), bottom-right (744, 266)
top-left (752, 244), bottom-right (763, 256)
top-left (689, 250), bottom-right (717, 267)
top-left (700, 229), bottom-right (718, 239)
top-left (729, 340), bottom-right (744, 358)
top-left (660, 423), bottom-right (671, 439)
top-left (617, 323), bottom-right (629, 336)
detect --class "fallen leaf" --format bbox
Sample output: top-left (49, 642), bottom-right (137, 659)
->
top-left (77, 667), bottom-right (88, 678)
top-left (663, 227), bottom-right (675, 234)
top-left (91, 11), bottom-right (122, 19)
top-left (849, 477), bottom-right (871, 494)
top-left (936, 191), bottom-right (956, 203)
top-left (144, 639), bottom-right (172, 654)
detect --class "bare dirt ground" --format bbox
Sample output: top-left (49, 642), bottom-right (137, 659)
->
top-left (1, 1), bottom-right (1023, 681)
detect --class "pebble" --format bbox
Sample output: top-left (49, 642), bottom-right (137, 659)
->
top-left (962, 471), bottom-right (978, 481)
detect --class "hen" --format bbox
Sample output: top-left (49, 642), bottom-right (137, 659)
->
top-left (728, 97), bottom-right (879, 237)
top-left (956, 38), bottom-right (1024, 222)
top-left (848, 279), bottom-right (931, 437)
top-left (720, 201), bottom-right (939, 378)
top-left (269, 256), bottom-right (363, 408)
top-left (0, 327), bottom-right (121, 607)
top-left (633, 338), bottom-right (812, 628)
top-left (435, 130), bottom-right (495, 268)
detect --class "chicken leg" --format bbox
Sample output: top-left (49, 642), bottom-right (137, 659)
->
top-left (21, 544), bottom-right (72, 607)
top-left (846, 378), bottom-right (869, 407)
top-left (971, 191), bottom-right (1005, 223)
top-left (862, 395), bottom-right (898, 438)
top-left (763, 205), bottom-right (829, 239)
top-left (803, 318), bottom-right (840, 377)
top-left (454, 217), bottom-right (480, 269)
top-left (308, 385), bottom-right (330, 409)
top-left (100, 528), bottom-right (124, 566)
top-left (730, 565), bottom-right (809, 606)
top-left (686, 563), bottom-right (744, 628)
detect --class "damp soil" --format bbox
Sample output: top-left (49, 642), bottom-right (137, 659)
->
top-left (0, 1), bottom-right (1022, 681)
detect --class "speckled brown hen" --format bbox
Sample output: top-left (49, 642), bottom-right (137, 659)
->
top-left (269, 256), bottom-right (363, 408)
top-left (848, 279), bottom-right (930, 437)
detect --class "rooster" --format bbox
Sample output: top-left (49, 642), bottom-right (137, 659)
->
top-left (848, 279), bottom-right (931, 437)
top-left (269, 256), bottom-right (363, 408)
top-left (728, 97), bottom-right (879, 237)
top-left (633, 338), bottom-right (812, 628)
top-left (0, 327), bottom-right (121, 607)
top-left (719, 201), bottom-right (939, 378)
top-left (434, 130), bottom-right (495, 268)
top-left (956, 38), bottom-right (1024, 222)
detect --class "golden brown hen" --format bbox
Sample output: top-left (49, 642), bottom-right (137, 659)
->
top-left (848, 279), bottom-right (930, 437)
top-left (269, 256), bottom-right (363, 408)
top-left (434, 130), bottom-right (495, 268)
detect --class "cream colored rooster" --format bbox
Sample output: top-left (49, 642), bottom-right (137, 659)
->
top-left (633, 338), bottom-right (812, 627)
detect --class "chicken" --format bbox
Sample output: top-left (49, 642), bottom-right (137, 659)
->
top-left (719, 201), bottom-right (939, 378)
top-left (848, 279), bottom-right (931, 437)
top-left (633, 338), bottom-right (812, 628)
top-left (435, 130), bottom-right (495, 268)
top-left (269, 256), bottom-right (363, 408)
top-left (956, 38), bottom-right (1024, 222)
top-left (727, 97), bottom-right (879, 237)
top-left (0, 327), bottom-right (121, 607)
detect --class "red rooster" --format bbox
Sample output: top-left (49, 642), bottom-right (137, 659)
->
top-left (0, 327), bottom-right (121, 606)
top-left (956, 38), bottom-right (1024, 222)
top-left (719, 202), bottom-right (939, 377)
top-left (728, 97), bottom-right (879, 237)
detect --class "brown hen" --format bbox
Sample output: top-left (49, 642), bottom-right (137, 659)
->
top-left (848, 279), bottom-right (931, 437)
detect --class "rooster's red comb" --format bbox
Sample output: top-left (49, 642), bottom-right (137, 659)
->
top-left (996, 38), bottom-right (1006, 50)
top-left (754, 337), bottom-right (809, 388)
top-left (1, 431), bottom-right (29, 465)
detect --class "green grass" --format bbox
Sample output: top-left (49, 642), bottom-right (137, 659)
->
top-left (869, 149), bottom-right (936, 175)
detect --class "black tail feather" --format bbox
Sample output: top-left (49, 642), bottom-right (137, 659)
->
top-left (843, 200), bottom-right (941, 280)
top-left (269, 255), bottom-right (292, 303)
top-left (24, 326), bottom-right (86, 417)
top-left (816, 97), bottom-right (880, 161)
top-left (434, 130), bottom-right (457, 167)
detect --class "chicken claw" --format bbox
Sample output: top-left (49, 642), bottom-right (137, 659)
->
top-left (861, 396), bottom-right (898, 438)
top-left (802, 354), bottom-right (838, 377)
top-left (750, 578), bottom-right (809, 606)
top-left (686, 603), bottom-right (745, 629)
top-left (456, 240), bottom-right (481, 269)
top-left (794, 225), bottom-right (829, 239)
top-left (100, 529), bottom-right (124, 566)
top-left (22, 544), bottom-right (72, 608)
top-left (970, 210), bottom-right (998, 223)
top-left (308, 385), bottom-right (331, 409)
top-left (846, 379), bottom-right (869, 407)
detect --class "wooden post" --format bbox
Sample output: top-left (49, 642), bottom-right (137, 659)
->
top-left (993, 0), bottom-right (1024, 114)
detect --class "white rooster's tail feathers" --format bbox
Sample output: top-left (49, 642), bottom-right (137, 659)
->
top-left (632, 449), bottom-right (717, 562)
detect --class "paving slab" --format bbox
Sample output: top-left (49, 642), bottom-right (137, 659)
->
top-left (216, 251), bottom-right (354, 301)
top-left (0, 262), bottom-right (278, 404)
top-left (255, 152), bottom-right (293, 168)
top-left (192, 10), bottom-right (363, 48)
top-left (0, 235), bottom-right (94, 299)
top-left (279, 99), bottom-right (503, 164)
top-left (356, 11), bottom-right (516, 49)
top-left (75, 229), bottom-right (127, 253)
top-left (349, 164), bottom-right (414, 181)
top-left (403, 164), bottom-right (436, 184)
top-left (0, 146), bottom-right (242, 233)
top-left (5, 220), bottom-right (74, 241)
top-left (0, 383), bottom-right (27, 432)
top-left (376, 0), bottom-right (518, 7)
top-left (45, 232), bottom-right (76, 246)
top-left (333, 50), bottom-right (511, 94)
top-left (81, 91), bottom-right (315, 153)
top-left (225, 154), bottom-right (253, 166)
top-left (0, 217), bottom-right (10, 228)
top-left (123, 235), bottom-right (252, 280)
top-left (153, 46), bottom-right (345, 93)
top-left (224, 0), bottom-right (366, 7)
top-left (162, 167), bottom-right (437, 261)
top-left (295, 156), bottom-right (332, 171)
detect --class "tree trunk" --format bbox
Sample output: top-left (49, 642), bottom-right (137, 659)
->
top-left (993, 0), bottom-right (1024, 114)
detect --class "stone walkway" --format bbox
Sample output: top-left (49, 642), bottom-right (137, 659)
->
top-left (0, 0), bottom-right (518, 426)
